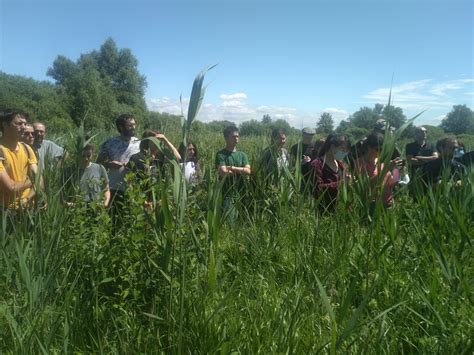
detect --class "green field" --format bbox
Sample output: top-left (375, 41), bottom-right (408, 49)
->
top-left (1, 124), bottom-right (473, 353)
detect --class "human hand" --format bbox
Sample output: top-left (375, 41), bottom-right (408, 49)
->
top-left (108, 160), bottom-right (124, 169)
top-left (302, 155), bottom-right (311, 163)
top-left (155, 133), bottom-right (167, 142)
top-left (389, 158), bottom-right (403, 170)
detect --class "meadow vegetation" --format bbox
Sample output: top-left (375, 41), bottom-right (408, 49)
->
top-left (1, 120), bottom-right (473, 353)
top-left (0, 41), bottom-right (473, 353)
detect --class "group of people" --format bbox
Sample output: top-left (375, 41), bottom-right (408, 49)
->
top-left (0, 109), bottom-right (472, 222)
top-left (216, 120), bottom-right (472, 214)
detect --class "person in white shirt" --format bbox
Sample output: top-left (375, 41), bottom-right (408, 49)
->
top-left (97, 113), bottom-right (140, 226)
top-left (178, 141), bottom-right (201, 185)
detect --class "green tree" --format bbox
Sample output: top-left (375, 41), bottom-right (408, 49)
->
top-left (441, 104), bottom-right (474, 135)
top-left (316, 112), bottom-right (334, 134)
top-left (47, 37), bottom-right (147, 129)
top-left (261, 114), bottom-right (272, 124)
top-left (0, 72), bottom-right (73, 131)
top-left (240, 119), bottom-right (265, 136)
top-left (345, 103), bottom-right (406, 131)
top-left (382, 104), bottom-right (406, 129)
top-left (348, 106), bottom-right (379, 130)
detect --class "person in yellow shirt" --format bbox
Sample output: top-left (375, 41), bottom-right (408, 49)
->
top-left (0, 109), bottom-right (39, 209)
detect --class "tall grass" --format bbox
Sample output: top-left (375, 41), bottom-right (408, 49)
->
top-left (0, 73), bottom-right (472, 352)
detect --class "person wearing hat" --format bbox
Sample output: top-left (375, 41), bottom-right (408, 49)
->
top-left (290, 127), bottom-right (316, 192)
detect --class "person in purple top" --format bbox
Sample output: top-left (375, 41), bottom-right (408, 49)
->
top-left (311, 134), bottom-right (351, 212)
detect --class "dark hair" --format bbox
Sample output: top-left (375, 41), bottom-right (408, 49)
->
top-left (0, 109), bottom-right (28, 131)
top-left (140, 129), bottom-right (160, 151)
top-left (223, 125), bottom-right (239, 138)
top-left (115, 113), bottom-right (135, 133)
top-left (319, 134), bottom-right (351, 156)
top-left (436, 137), bottom-right (457, 152)
top-left (271, 128), bottom-right (286, 142)
top-left (83, 143), bottom-right (94, 152)
top-left (364, 132), bottom-right (384, 151)
top-left (179, 141), bottom-right (199, 163)
top-left (311, 138), bottom-right (326, 159)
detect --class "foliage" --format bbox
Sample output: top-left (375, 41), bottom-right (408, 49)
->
top-left (0, 129), bottom-right (472, 352)
top-left (47, 38), bottom-right (147, 129)
top-left (341, 103), bottom-right (406, 132)
top-left (316, 112), bottom-right (334, 134)
top-left (441, 104), bottom-right (474, 135)
top-left (0, 72), bottom-right (73, 132)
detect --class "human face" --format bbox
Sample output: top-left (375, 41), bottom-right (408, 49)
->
top-left (302, 133), bottom-right (314, 144)
top-left (415, 128), bottom-right (427, 142)
top-left (441, 140), bottom-right (458, 159)
top-left (3, 114), bottom-right (27, 140)
top-left (186, 144), bottom-right (196, 158)
top-left (81, 149), bottom-right (93, 167)
top-left (33, 123), bottom-right (46, 144)
top-left (22, 125), bottom-right (35, 145)
top-left (120, 119), bottom-right (136, 138)
top-left (225, 131), bottom-right (240, 148)
top-left (277, 134), bottom-right (287, 148)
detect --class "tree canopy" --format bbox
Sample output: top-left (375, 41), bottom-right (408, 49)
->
top-left (47, 37), bottom-right (147, 129)
top-left (441, 105), bottom-right (474, 135)
top-left (316, 112), bottom-right (334, 134)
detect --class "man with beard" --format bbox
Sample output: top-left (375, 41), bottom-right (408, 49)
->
top-left (97, 113), bottom-right (140, 224)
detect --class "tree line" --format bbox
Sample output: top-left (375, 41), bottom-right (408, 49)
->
top-left (0, 38), bottom-right (473, 141)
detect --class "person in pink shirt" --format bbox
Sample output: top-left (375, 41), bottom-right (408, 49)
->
top-left (355, 133), bottom-right (403, 209)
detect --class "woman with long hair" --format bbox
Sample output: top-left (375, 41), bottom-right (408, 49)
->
top-left (355, 133), bottom-right (403, 209)
top-left (310, 134), bottom-right (351, 211)
top-left (178, 141), bottom-right (201, 184)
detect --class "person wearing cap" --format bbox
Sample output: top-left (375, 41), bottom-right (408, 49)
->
top-left (290, 127), bottom-right (316, 192)
top-left (405, 126), bottom-right (438, 177)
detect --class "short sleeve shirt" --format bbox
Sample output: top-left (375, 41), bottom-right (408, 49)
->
top-left (0, 143), bottom-right (38, 209)
top-left (35, 140), bottom-right (65, 169)
top-left (215, 149), bottom-right (250, 195)
top-left (405, 141), bottom-right (436, 158)
top-left (215, 149), bottom-right (250, 168)
top-left (79, 163), bottom-right (109, 202)
top-left (98, 136), bottom-right (140, 190)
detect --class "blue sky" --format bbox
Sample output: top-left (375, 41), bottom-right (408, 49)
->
top-left (1, 0), bottom-right (473, 128)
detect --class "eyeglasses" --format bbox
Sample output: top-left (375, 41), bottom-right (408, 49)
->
top-left (24, 132), bottom-right (34, 136)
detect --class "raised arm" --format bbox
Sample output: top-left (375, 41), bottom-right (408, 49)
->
top-left (156, 134), bottom-right (181, 161)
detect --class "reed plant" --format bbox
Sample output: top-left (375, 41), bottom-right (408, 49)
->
top-left (0, 72), bottom-right (472, 353)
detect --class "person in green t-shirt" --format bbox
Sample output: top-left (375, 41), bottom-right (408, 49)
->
top-left (215, 126), bottom-right (251, 217)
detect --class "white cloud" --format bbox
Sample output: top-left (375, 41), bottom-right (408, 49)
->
top-left (363, 78), bottom-right (474, 111)
top-left (432, 114), bottom-right (446, 122)
top-left (219, 93), bottom-right (247, 101)
top-left (146, 92), bottom-right (348, 128)
top-left (429, 79), bottom-right (474, 96)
